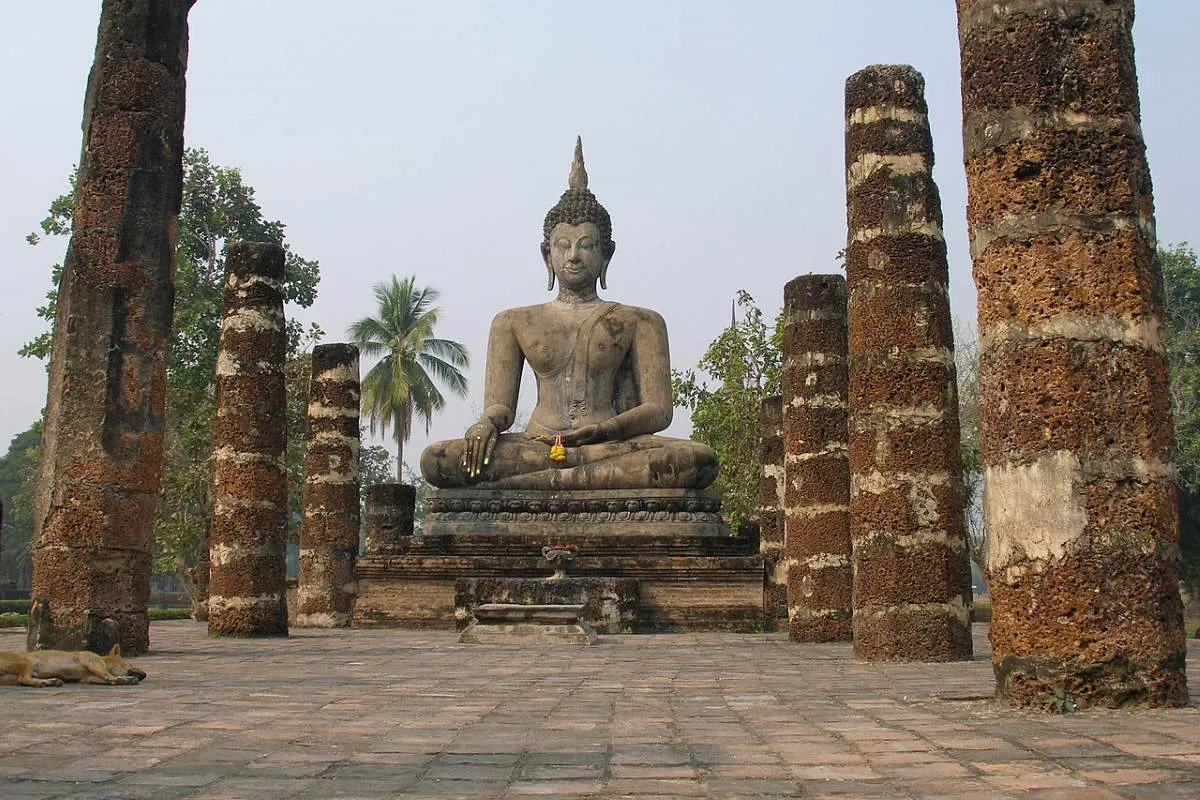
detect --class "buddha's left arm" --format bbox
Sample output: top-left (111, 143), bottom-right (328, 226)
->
top-left (601, 309), bottom-right (673, 439)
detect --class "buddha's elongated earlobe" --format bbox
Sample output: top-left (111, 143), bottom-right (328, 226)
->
top-left (600, 240), bottom-right (615, 290)
top-left (541, 242), bottom-right (555, 291)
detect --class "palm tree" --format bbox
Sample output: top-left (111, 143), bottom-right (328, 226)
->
top-left (349, 276), bottom-right (469, 481)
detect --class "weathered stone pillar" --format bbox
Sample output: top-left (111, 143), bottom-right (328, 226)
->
top-left (28, 0), bottom-right (192, 655)
top-left (782, 275), bottom-right (852, 642)
top-left (208, 242), bottom-right (289, 637)
top-left (958, 0), bottom-right (1186, 705)
top-left (362, 484), bottom-right (416, 553)
top-left (845, 65), bottom-right (972, 662)
top-left (758, 395), bottom-right (786, 629)
top-left (296, 344), bottom-right (361, 628)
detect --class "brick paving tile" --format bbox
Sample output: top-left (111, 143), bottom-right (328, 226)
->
top-left (1118, 782), bottom-right (1200, 799)
top-left (870, 760), bottom-right (975, 779)
top-left (1019, 790), bottom-right (1126, 800)
top-left (64, 788), bottom-right (199, 800)
top-left (503, 778), bottom-right (604, 795)
top-left (704, 777), bottom-right (804, 795)
top-left (799, 780), bottom-right (900, 797)
top-left (609, 764), bottom-right (698, 779)
top-left (1077, 766), bottom-right (1186, 784)
top-left (790, 763), bottom-right (884, 780)
top-left (3, 623), bottom-right (1200, 798)
top-left (867, 750), bottom-right (958, 766)
top-left (888, 778), bottom-right (1013, 799)
top-left (598, 778), bottom-right (710, 796)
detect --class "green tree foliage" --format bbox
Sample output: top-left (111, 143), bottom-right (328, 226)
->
top-left (1160, 244), bottom-right (1200, 593)
top-left (21, 149), bottom-right (322, 589)
top-left (359, 444), bottom-right (393, 502)
top-left (349, 277), bottom-right (470, 480)
top-left (953, 319), bottom-right (984, 572)
top-left (0, 423), bottom-right (41, 589)
top-left (672, 290), bottom-right (782, 531)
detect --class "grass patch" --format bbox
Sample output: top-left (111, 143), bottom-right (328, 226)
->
top-left (970, 597), bottom-right (992, 623)
top-left (150, 608), bottom-right (193, 621)
top-left (0, 606), bottom-right (192, 627)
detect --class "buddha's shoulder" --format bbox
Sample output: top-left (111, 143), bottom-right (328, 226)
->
top-left (609, 303), bottom-right (666, 327)
top-left (489, 304), bottom-right (545, 326)
top-left (490, 301), bottom-right (664, 327)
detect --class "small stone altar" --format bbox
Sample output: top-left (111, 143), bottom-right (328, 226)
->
top-left (353, 140), bottom-right (763, 632)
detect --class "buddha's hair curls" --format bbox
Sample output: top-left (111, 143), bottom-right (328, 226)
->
top-left (541, 137), bottom-right (614, 253)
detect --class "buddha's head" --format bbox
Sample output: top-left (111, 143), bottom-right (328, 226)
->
top-left (542, 137), bottom-right (616, 291)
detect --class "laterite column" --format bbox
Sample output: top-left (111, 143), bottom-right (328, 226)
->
top-left (845, 65), bottom-right (972, 661)
top-left (782, 275), bottom-right (852, 642)
top-left (28, 0), bottom-right (192, 655)
top-left (296, 344), bottom-right (361, 628)
top-left (959, 0), bottom-right (1186, 705)
top-left (758, 395), bottom-right (786, 628)
top-left (208, 242), bottom-right (289, 637)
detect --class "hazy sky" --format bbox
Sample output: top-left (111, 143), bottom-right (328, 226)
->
top-left (1, 2), bottom-right (1196, 467)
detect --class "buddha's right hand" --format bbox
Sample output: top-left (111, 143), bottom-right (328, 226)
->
top-left (463, 419), bottom-right (498, 479)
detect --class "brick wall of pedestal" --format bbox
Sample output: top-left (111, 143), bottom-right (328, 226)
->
top-left (958, 0), bottom-right (1186, 706)
top-left (845, 65), bottom-right (972, 662)
top-left (362, 484), bottom-right (416, 553)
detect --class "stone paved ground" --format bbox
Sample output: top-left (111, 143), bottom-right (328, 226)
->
top-left (2, 622), bottom-right (1200, 799)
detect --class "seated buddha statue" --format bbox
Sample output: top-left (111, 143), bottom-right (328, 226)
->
top-left (420, 139), bottom-right (718, 491)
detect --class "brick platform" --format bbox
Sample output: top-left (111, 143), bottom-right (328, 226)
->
top-left (2, 622), bottom-right (1199, 798)
top-left (355, 488), bottom-right (765, 633)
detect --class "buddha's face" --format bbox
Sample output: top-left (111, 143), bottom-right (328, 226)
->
top-left (545, 222), bottom-right (610, 292)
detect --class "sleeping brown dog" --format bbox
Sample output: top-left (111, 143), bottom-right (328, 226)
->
top-left (0, 645), bottom-right (146, 687)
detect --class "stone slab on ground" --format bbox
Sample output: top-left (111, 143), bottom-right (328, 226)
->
top-left (459, 603), bottom-right (598, 645)
top-left (456, 576), bottom-right (638, 634)
top-left (2, 621), bottom-right (1200, 798)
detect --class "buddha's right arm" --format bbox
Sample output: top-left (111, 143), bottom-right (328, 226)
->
top-left (474, 312), bottom-right (523, 435)
top-left (479, 404), bottom-right (514, 432)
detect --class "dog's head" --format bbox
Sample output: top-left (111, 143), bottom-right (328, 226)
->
top-left (102, 645), bottom-right (147, 682)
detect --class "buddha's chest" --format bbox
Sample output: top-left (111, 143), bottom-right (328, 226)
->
top-left (518, 313), bottom-right (633, 376)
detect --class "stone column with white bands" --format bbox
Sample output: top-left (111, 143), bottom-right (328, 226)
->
top-left (208, 241), bottom-right (289, 637)
top-left (782, 275), bottom-right (852, 642)
top-left (27, 0), bottom-right (192, 656)
top-left (758, 395), bottom-right (786, 628)
top-left (958, 0), bottom-right (1186, 706)
top-left (845, 65), bottom-right (972, 662)
top-left (296, 344), bottom-right (362, 628)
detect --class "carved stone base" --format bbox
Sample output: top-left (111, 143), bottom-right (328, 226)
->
top-left (414, 488), bottom-right (728, 540)
top-left (354, 488), bottom-right (764, 633)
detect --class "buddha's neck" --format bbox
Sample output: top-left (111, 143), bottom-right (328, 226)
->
top-left (555, 286), bottom-right (600, 305)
